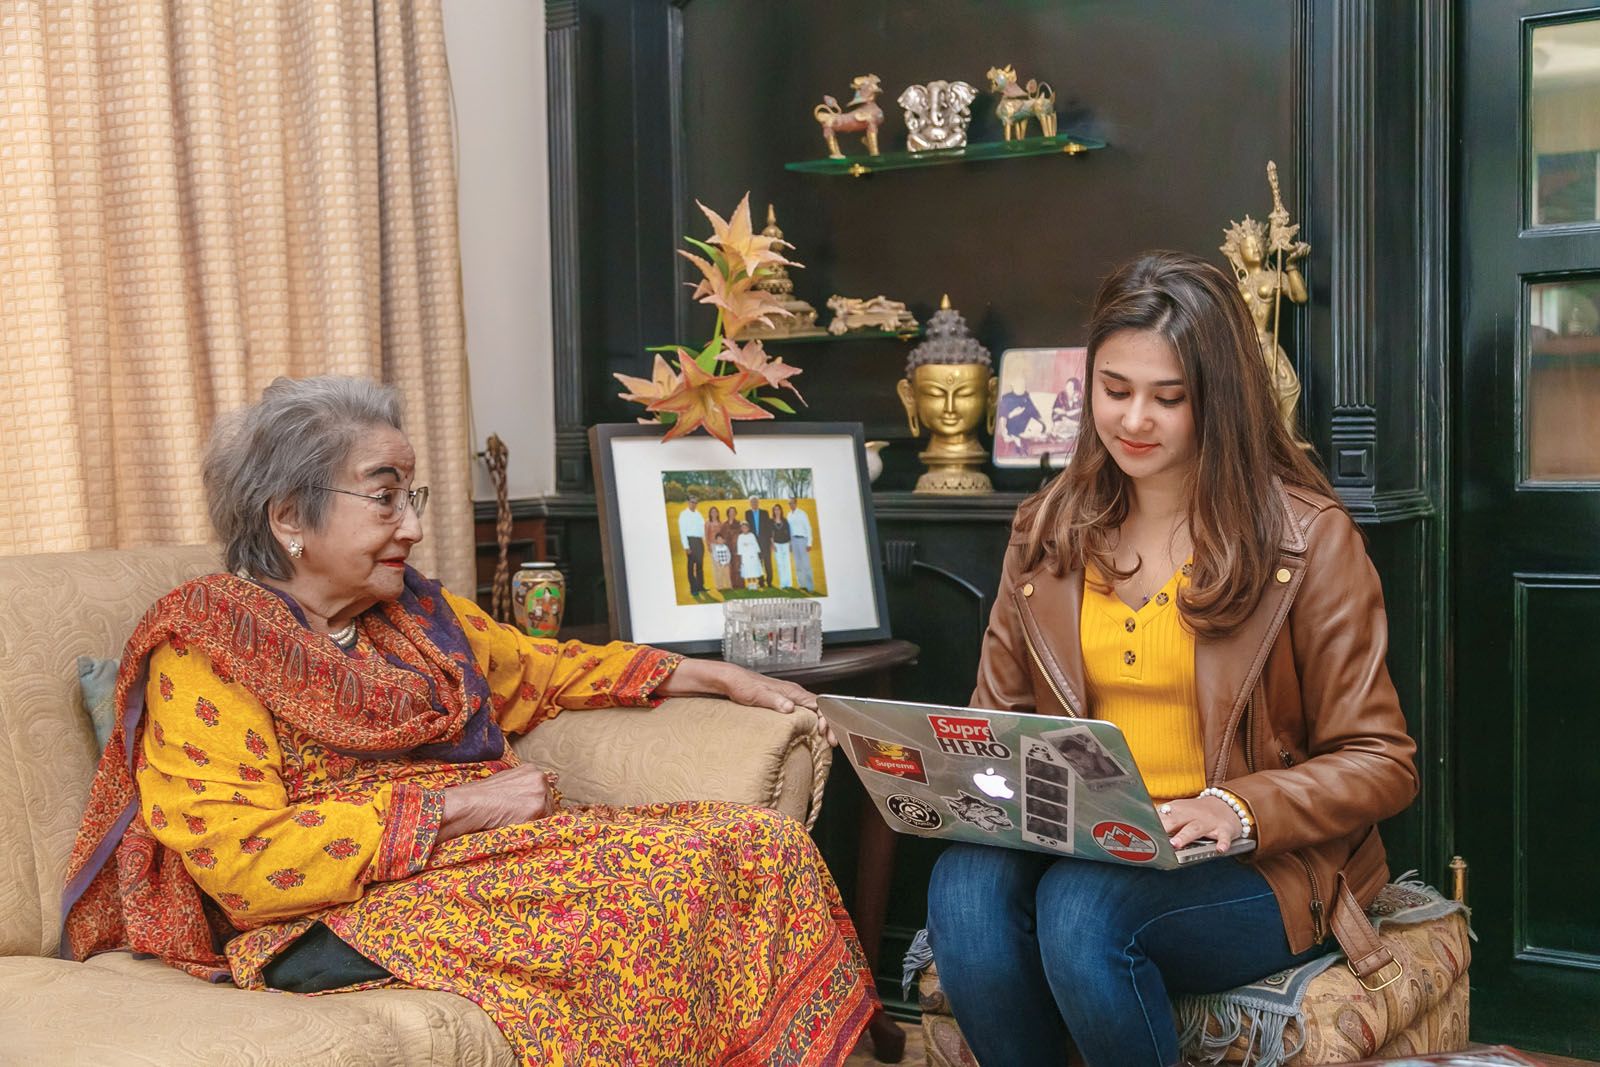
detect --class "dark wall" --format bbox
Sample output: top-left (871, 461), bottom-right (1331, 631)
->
top-left (680, 0), bottom-right (1301, 355)
top-left (593, 0), bottom-right (1307, 491)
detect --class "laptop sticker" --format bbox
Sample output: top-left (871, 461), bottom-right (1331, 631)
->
top-left (926, 713), bottom-right (1013, 759)
top-left (1092, 821), bottom-right (1158, 862)
top-left (1019, 735), bottom-right (1076, 853)
top-left (886, 793), bottom-right (943, 830)
top-left (847, 732), bottom-right (930, 784)
top-left (941, 790), bottom-right (1014, 832)
top-left (1040, 725), bottom-right (1132, 790)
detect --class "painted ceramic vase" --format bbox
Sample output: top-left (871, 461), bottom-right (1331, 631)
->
top-left (512, 562), bottom-right (566, 638)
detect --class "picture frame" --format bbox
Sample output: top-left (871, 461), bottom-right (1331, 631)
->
top-left (992, 346), bottom-right (1088, 469)
top-left (588, 422), bottom-right (892, 653)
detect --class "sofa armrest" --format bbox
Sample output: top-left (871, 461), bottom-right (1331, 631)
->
top-left (507, 697), bottom-right (832, 828)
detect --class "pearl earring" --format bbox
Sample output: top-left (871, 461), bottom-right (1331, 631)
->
top-left (288, 540), bottom-right (303, 559)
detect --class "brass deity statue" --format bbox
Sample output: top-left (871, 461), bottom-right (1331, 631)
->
top-left (897, 296), bottom-right (997, 494)
top-left (1221, 161), bottom-right (1311, 445)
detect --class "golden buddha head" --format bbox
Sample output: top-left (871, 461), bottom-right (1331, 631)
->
top-left (897, 360), bottom-right (997, 439)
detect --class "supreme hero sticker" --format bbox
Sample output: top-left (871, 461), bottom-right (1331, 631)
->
top-left (927, 714), bottom-right (1013, 759)
top-left (848, 733), bottom-right (929, 784)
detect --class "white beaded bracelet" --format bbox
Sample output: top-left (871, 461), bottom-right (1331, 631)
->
top-left (1198, 787), bottom-right (1254, 840)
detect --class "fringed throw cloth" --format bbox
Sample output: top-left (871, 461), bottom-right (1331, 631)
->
top-left (1176, 875), bottom-right (1473, 1066)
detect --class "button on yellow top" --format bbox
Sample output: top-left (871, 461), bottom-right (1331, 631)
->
top-left (1022, 582), bottom-right (1034, 597)
top-left (1275, 568), bottom-right (1291, 584)
top-left (1081, 561), bottom-right (1204, 801)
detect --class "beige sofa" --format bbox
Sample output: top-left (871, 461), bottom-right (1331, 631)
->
top-left (0, 545), bottom-right (831, 1066)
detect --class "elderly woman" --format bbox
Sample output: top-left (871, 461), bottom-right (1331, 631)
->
top-left (62, 377), bottom-right (874, 1066)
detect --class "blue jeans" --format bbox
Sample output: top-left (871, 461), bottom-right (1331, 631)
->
top-left (926, 844), bottom-right (1332, 1067)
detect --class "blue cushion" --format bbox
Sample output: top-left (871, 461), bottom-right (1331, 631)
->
top-left (77, 655), bottom-right (119, 749)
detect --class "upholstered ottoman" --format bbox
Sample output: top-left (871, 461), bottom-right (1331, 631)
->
top-left (911, 880), bottom-right (1471, 1067)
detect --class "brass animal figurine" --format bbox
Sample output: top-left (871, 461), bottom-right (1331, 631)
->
top-left (987, 65), bottom-right (1056, 140)
top-left (825, 294), bottom-right (917, 335)
top-left (814, 74), bottom-right (884, 158)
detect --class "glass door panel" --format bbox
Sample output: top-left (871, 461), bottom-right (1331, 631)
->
top-left (1527, 278), bottom-right (1600, 481)
top-left (1530, 18), bottom-right (1600, 226)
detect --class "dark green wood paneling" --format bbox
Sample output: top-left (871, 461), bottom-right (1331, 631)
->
top-left (1361, 520), bottom-right (1434, 876)
top-left (1515, 576), bottom-right (1600, 966)
top-left (1454, 0), bottom-right (1600, 1054)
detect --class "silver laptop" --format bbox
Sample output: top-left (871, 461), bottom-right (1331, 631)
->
top-left (819, 694), bottom-right (1256, 869)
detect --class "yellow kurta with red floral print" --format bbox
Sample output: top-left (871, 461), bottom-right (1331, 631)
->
top-left (131, 588), bottom-right (873, 1066)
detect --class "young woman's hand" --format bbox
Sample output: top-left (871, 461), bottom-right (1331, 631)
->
top-left (1157, 795), bottom-right (1246, 853)
top-left (438, 764), bottom-right (558, 839)
top-left (657, 658), bottom-right (836, 746)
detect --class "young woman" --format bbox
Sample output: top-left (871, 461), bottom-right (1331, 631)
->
top-left (706, 505), bottom-right (734, 591)
top-left (771, 503), bottom-right (794, 589)
top-left (926, 251), bottom-right (1418, 1067)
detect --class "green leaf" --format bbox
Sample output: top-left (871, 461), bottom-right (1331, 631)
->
top-left (693, 341), bottom-right (720, 374)
top-left (761, 395), bottom-right (796, 415)
top-left (682, 236), bottom-right (727, 275)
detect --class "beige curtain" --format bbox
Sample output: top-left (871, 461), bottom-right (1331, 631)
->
top-left (0, 0), bottom-right (474, 594)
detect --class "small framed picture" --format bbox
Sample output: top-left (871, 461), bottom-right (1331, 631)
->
top-left (588, 422), bottom-right (892, 653)
top-left (992, 347), bottom-right (1088, 469)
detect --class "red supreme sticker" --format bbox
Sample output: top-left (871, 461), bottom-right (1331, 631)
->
top-left (926, 714), bottom-right (1012, 759)
top-left (1091, 821), bottom-right (1158, 862)
top-left (848, 733), bottom-right (928, 784)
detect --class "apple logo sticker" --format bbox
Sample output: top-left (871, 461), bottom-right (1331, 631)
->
top-left (972, 767), bottom-right (1015, 799)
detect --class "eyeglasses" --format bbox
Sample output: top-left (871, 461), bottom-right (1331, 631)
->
top-left (313, 485), bottom-right (429, 522)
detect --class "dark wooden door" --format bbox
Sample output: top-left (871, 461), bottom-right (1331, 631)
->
top-left (1457, 2), bottom-right (1600, 1055)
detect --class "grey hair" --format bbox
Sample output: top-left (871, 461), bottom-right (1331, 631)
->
top-left (204, 376), bottom-right (404, 580)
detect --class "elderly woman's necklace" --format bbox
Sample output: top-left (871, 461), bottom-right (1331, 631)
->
top-left (329, 619), bottom-right (359, 650)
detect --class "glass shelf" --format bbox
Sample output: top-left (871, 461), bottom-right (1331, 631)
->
top-left (756, 327), bottom-right (924, 345)
top-left (785, 133), bottom-right (1106, 176)
top-left (654, 326), bottom-right (924, 353)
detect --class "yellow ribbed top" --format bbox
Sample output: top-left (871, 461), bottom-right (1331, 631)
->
top-left (1081, 563), bottom-right (1206, 803)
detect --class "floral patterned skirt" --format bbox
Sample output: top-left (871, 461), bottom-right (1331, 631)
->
top-left (227, 802), bottom-right (875, 1067)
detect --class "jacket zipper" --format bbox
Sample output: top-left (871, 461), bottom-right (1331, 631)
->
top-left (1297, 851), bottom-right (1326, 942)
top-left (1017, 602), bottom-right (1078, 716)
top-left (1244, 695), bottom-right (1323, 941)
top-left (1242, 697), bottom-right (1256, 773)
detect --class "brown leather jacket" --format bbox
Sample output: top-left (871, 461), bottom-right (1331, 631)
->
top-left (972, 482), bottom-right (1419, 954)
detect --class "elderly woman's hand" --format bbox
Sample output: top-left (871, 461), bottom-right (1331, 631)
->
top-left (439, 765), bottom-right (558, 840)
top-left (656, 658), bottom-right (837, 746)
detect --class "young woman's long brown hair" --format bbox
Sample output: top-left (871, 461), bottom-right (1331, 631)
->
top-left (1021, 250), bottom-right (1339, 636)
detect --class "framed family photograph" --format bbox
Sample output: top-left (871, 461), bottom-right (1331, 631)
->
top-left (993, 346), bottom-right (1088, 469)
top-left (588, 422), bottom-right (892, 653)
